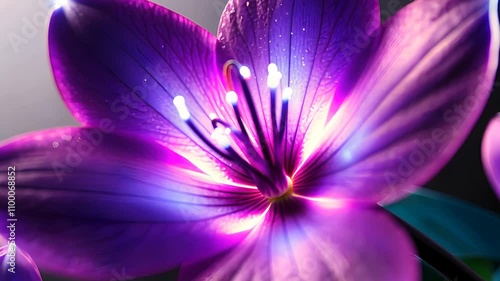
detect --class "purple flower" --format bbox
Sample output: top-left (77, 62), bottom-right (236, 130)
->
top-left (0, 0), bottom-right (498, 280)
top-left (482, 114), bottom-right (500, 198)
top-left (0, 241), bottom-right (43, 281)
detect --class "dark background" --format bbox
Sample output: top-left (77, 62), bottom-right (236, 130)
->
top-left (26, 0), bottom-right (500, 280)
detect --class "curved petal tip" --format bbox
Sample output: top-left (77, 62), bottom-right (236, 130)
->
top-left (482, 114), bottom-right (500, 198)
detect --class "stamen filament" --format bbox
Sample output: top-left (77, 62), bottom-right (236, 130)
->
top-left (210, 113), bottom-right (268, 170)
top-left (270, 88), bottom-right (278, 142)
top-left (175, 60), bottom-right (295, 199)
top-left (226, 91), bottom-right (249, 138)
top-left (222, 60), bottom-right (242, 91)
top-left (267, 63), bottom-right (283, 155)
top-left (186, 119), bottom-right (232, 160)
top-left (238, 74), bottom-right (274, 166)
top-left (226, 147), bottom-right (262, 176)
top-left (225, 146), bottom-right (280, 195)
top-left (279, 87), bottom-right (292, 142)
top-left (210, 117), bottom-right (231, 130)
top-left (173, 96), bottom-right (231, 160)
top-left (223, 61), bottom-right (274, 166)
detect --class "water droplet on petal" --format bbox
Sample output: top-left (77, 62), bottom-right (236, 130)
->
top-left (61, 134), bottom-right (72, 141)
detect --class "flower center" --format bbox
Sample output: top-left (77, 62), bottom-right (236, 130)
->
top-left (269, 176), bottom-right (294, 203)
top-left (173, 61), bottom-right (292, 198)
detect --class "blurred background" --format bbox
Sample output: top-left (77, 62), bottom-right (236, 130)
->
top-left (0, 0), bottom-right (498, 280)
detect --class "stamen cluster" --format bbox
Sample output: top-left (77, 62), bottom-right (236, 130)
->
top-left (173, 62), bottom-right (294, 199)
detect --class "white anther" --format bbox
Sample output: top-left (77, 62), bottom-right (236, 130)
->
top-left (239, 66), bottom-right (251, 79)
top-left (211, 127), bottom-right (225, 139)
top-left (211, 127), bottom-right (231, 148)
top-left (267, 63), bottom-right (282, 89)
top-left (173, 96), bottom-right (191, 121)
top-left (268, 63), bottom-right (278, 73)
top-left (226, 91), bottom-right (239, 105)
top-left (267, 73), bottom-right (282, 89)
top-left (209, 113), bottom-right (218, 120)
top-left (54, 0), bottom-right (69, 9)
top-left (282, 87), bottom-right (293, 102)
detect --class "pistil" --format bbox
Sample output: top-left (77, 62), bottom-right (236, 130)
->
top-left (269, 176), bottom-right (294, 203)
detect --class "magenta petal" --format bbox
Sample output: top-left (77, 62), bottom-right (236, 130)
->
top-left (482, 114), bottom-right (500, 198)
top-left (179, 199), bottom-right (418, 281)
top-left (216, 0), bottom-right (380, 171)
top-left (0, 244), bottom-right (42, 281)
top-left (295, 0), bottom-right (500, 204)
top-left (49, 0), bottom-right (250, 184)
top-left (0, 128), bottom-right (268, 280)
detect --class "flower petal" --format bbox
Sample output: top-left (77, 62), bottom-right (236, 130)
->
top-left (216, 0), bottom-right (380, 172)
top-left (0, 244), bottom-right (43, 281)
top-left (295, 0), bottom-right (500, 203)
top-left (179, 199), bottom-right (418, 281)
top-left (0, 128), bottom-right (269, 280)
top-left (49, 0), bottom-right (250, 184)
top-left (482, 114), bottom-right (500, 198)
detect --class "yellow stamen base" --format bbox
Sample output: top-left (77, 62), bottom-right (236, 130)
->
top-left (269, 176), bottom-right (294, 203)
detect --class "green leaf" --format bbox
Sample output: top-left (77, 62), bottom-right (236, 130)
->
top-left (462, 258), bottom-right (496, 281)
top-left (385, 189), bottom-right (500, 261)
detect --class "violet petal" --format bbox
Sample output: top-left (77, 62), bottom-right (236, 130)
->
top-left (179, 198), bottom-right (418, 281)
top-left (0, 128), bottom-right (268, 280)
top-left (295, 0), bottom-right (499, 204)
top-left (49, 0), bottom-right (250, 184)
top-left (482, 114), bottom-right (500, 198)
top-left (216, 0), bottom-right (380, 172)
